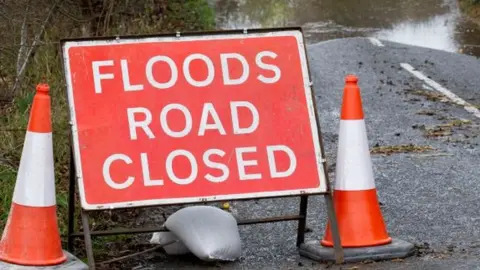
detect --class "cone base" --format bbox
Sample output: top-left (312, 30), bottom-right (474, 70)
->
top-left (299, 238), bottom-right (415, 263)
top-left (320, 237), bottom-right (392, 248)
top-left (0, 203), bottom-right (66, 266)
top-left (321, 189), bottom-right (391, 247)
top-left (0, 254), bottom-right (67, 267)
top-left (0, 250), bottom-right (87, 269)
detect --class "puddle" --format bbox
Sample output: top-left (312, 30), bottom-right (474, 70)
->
top-left (213, 0), bottom-right (480, 57)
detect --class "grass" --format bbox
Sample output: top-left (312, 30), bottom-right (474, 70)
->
top-left (0, 40), bottom-right (80, 237)
top-left (370, 144), bottom-right (435, 155)
top-left (416, 110), bottom-right (437, 116)
top-left (0, 0), bottom-right (215, 262)
top-left (423, 119), bottom-right (472, 138)
top-left (405, 89), bottom-right (449, 103)
top-left (459, 0), bottom-right (480, 25)
top-left (0, 166), bottom-right (16, 224)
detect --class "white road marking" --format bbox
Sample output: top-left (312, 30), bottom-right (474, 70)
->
top-left (401, 63), bottom-right (480, 119)
top-left (422, 83), bottom-right (434, 91)
top-left (368, 37), bottom-right (385, 47)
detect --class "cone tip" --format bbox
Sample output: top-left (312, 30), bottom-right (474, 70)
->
top-left (345, 75), bottom-right (358, 84)
top-left (36, 83), bottom-right (49, 94)
top-left (341, 74), bottom-right (364, 120)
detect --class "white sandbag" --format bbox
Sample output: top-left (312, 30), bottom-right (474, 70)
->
top-left (164, 205), bottom-right (242, 261)
top-left (149, 231), bottom-right (190, 255)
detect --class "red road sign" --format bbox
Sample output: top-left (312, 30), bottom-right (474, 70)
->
top-left (62, 29), bottom-right (328, 210)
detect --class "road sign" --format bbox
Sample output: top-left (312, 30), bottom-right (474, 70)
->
top-left (62, 29), bottom-right (328, 210)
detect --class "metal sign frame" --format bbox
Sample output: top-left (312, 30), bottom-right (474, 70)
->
top-left (60, 27), bottom-right (344, 269)
top-left (62, 28), bottom-right (328, 210)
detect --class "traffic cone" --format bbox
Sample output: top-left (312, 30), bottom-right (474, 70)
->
top-left (320, 74), bottom-right (392, 247)
top-left (0, 83), bottom-right (67, 266)
top-left (298, 75), bottom-right (414, 263)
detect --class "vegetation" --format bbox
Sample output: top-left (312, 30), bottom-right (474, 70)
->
top-left (459, 0), bottom-right (480, 24)
top-left (0, 0), bottom-right (215, 259)
top-left (423, 119), bottom-right (472, 138)
top-left (370, 144), bottom-right (435, 156)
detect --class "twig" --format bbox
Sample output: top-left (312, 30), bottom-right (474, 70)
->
top-left (97, 240), bottom-right (178, 265)
top-left (410, 153), bottom-right (454, 158)
top-left (103, 0), bottom-right (115, 35)
top-left (0, 157), bottom-right (17, 171)
top-left (11, 0), bottom-right (60, 94)
top-left (0, 128), bottom-right (70, 136)
top-left (0, 9), bottom-right (14, 22)
top-left (0, 42), bottom-right (60, 49)
top-left (0, 128), bottom-right (26, 133)
top-left (0, 73), bottom-right (11, 89)
top-left (0, 47), bottom-right (18, 58)
top-left (16, 2), bottom-right (29, 76)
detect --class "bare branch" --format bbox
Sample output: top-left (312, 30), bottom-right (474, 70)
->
top-left (11, 0), bottom-right (60, 94)
top-left (97, 240), bottom-right (177, 265)
top-left (16, 2), bottom-right (29, 76)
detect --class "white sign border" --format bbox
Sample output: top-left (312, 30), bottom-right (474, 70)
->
top-left (62, 29), bottom-right (328, 210)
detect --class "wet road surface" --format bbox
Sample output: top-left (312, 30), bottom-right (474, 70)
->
top-left (136, 37), bottom-right (480, 270)
top-left (214, 0), bottom-right (480, 57)
top-left (119, 1), bottom-right (480, 269)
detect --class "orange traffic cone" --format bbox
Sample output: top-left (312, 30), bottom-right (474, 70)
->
top-left (299, 75), bottom-right (414, 263)
top-left (321, 74), bottom-right (391, 247)
top-left (0, 83), bottom-right (67, 266)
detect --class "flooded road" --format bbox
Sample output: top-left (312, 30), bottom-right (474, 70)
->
top-left (213, 0), bottom-right (480, 57)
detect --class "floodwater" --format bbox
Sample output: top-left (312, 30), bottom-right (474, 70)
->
top-left (213, 0), bottom-right (480, 57)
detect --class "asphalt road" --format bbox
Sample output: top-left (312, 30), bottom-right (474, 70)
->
top-left (120, 37), bottom-right (480, 270)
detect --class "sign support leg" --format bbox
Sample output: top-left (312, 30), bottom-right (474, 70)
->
top-left (296, 195), bottom-right (308, 246)
top-left (324, 192), bottom-right (344, 264)
top-left (81, 210), bottom-right (96, 270)
top-left (67, 149), bottom-right (76, 252)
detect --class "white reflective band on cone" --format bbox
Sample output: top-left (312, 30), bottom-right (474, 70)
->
top-left (12, 131), bottom-right (56, 207)
top-left (335, 120), bottom-right (375, 191)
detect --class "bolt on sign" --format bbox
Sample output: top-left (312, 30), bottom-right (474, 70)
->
top-left (62, 29), bottom-right (328, 210)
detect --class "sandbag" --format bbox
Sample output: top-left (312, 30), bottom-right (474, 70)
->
top-left (149, 231), bottom-right (190, 255)
top-left (164, 205), bottom-right (242, 261)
